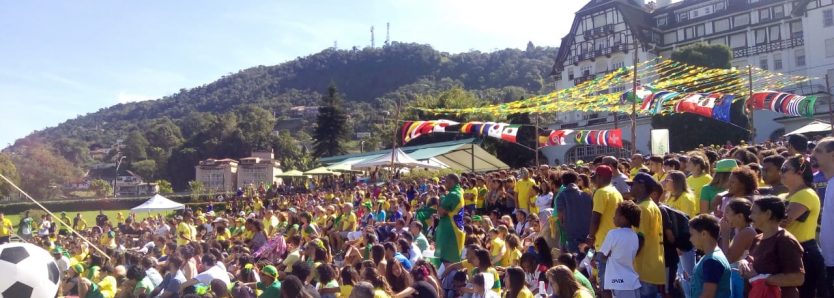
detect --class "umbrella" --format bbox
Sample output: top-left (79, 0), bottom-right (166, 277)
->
top-left (327, 163), bottom-right (364, 173)
top-left (276, 170), bottom-right (305, 177)
top-left (785, 120), bottom-right (831, 135)
top-left (304, 166), bottom-right (336, 175)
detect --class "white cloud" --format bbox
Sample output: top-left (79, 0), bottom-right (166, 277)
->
top-left (116, 91), bottom-right (154, 103)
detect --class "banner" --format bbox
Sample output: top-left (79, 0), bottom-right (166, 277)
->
top-left (539, 129), bottom-right (574, 147)
top-left (746, 91), bottom-right (817, 118)
top-left (651, 129), bottom-right (670, 155)
top-left (401, 120), bottom-right (459, 143)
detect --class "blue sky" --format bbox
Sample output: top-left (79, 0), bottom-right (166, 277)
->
top-left (0, 0), bottom-right (588, 148)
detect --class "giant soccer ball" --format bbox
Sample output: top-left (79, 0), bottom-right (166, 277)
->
top-left (0, 242), bottom-right (60, 298)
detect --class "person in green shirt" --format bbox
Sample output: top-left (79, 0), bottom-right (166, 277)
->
top-left (700, 159), bottom-right (737, 214)
top-left (257, 265), bottom-right (282, 298)
top-left (435, 174), bottom-right (465, 264)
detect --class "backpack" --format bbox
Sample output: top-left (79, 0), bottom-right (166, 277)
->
top-left (659, 204), bottom-right (693, 251)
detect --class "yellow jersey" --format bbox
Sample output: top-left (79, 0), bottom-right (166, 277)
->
top-left (785, 188), bottom-right (821, 243)
top-left (686, 174), bottom-right (713, 203)
top-left (591, 185), bottom-right (623, 248)
top-left (634, 200), bottom-right (666, 285)
top-left (667, 192), bottom-right (698, 218)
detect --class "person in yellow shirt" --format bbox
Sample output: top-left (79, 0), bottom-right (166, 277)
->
top-left (586, 165), bottom-right (623, 286)
top-left (514, 169), bottom-right (537, 214)
top-left (500, 234), bottom-right (522, 267)
top-left (648, 155), bottom-right (666, 182)
top-left (686, 155), bottom-right (713, 201)
top-left (628, 173), bottom-right (666, 293)
top-left (73, 213), bottom-right (88, 232)
top-left (176, 215), bottom-right (193, 246)
top-left (504, 266), bottom-right (534, 298)
top-left (546, 265), bottom-right (595, 298)
top-left (487, 228), bottom-right (507, 266)
top-left (629, 154), bottom-right (649, 179)
top-left (0, 212), bottom-right (13, 244)
top-left (664, 171), bottom-right (699, 218)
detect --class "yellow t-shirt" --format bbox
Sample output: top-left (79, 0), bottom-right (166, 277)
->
top-left (0, 218), bottom-right (12, 237)
top-left (75, 218), bottom-right (88, 231)
top-left (686, 174), bottom-right (712, 203)
top-left (500, 248), bottom-right (522, 267)
top-left (341, 213), bottom-right (357, 232)
top-left (592, 185), bottom-right (623, 248)
top-left (515, 287), bottom-right (535, 298)
top-left (634, 200), bottom-right (666, 285)
top-left (489, 238), bottom-right (506, 263)
top-left (253, 200), bottom-right (264, 211)
top-left (629, 166), bottom-right (647, 179)
top-left (475, 186), bottom-right (486, 208)
top-left (340, 285), bottom-right (353, 298)
top-left (514, 178), bottom-right (537, 211)
top-left (464, 187), bottom-right (477, 206)
top-left (216, 229), bottom-right (232, 241)
top-left (667, 192), bottom-right (698, 218)
top-left (373, 288), bottom-right (391, 298)
top-left (98, 275), bottom-right (118, 298)
top-left (574, 289), bottom-right (594, 298)
top-left (177, 222), bottom-right (193, 245)
top-left (785, 188), bottom-right (821, 243)
top-left (653, 172), bottom-right (667, 183)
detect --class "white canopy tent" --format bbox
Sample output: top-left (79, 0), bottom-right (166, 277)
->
top-left (131, 194), bottom-right (185, 213)
top-left (351, 148), bottom-right (444, 170)
top-left (785, 120), bottom-right (832, 135)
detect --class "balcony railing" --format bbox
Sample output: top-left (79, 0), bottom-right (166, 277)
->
top-left (584, 24), bottom-right (615, 39)
top-left (574, 74), bottom-right (597, 85)
top-left (732, 37), bottom-right (804, 58)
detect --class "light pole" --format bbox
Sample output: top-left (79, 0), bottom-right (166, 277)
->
top-left (113, 156), bottom-right (126, 198)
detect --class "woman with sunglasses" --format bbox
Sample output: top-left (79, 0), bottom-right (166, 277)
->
top-left (780, 155), bottom-right (827, 297)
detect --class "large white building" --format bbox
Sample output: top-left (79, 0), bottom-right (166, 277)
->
top-left (543, 0), bottom-right (834, 164)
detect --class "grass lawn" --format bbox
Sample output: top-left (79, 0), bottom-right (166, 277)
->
top-left (4, 209), bottom-right (173, 229)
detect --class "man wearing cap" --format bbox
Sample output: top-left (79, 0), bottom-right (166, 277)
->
top-left (587, 164), bottom-right (623, 290)
top-left (257, 265), bottom-right (282, 297)
top-left (514, 168), bottom-right (537, 214)
top-left (629, 173), bottom-right (666, 297)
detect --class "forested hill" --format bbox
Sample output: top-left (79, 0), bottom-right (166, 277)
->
top-left (1, 42), bottom-right (557, 195)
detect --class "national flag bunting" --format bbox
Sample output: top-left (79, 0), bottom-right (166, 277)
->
top-left (747, 91), bottom-right (816, 118)
top-left (500, 124), bottom-right (521, 143)
top-left (401, 120), bottom-right (460, 143)
top-left (574, 129), bottom-right (623, 148)
top-left (539, 129), bottom-right (574, 147)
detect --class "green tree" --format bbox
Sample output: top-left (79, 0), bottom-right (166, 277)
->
top-left (53, 138), bottom-right (90, 165)
top-left (123, 130), bottom-right (149, 162)
top-left (313, 82), bottom-right (350, 157)
top-left (651, 43), bottom-right (750, 151)
top-left (234, 105), bottom-right (277, 151)
top-left (10, 143), bottom-right (81, 199)
top-left (188, 180), bottom-right (205, 200)
top-left (0, 153), bottom-right (20, 197)
top-left (131, 160), bottom-right (157, 180)
top-left (145, 118), bottom-right (184, 149)
top-left (272, 130), bottom-right (317, 170)
top-left (89, 179), bottom-right (113, 197)
top-left (155, 179), bottom-right (174, 194)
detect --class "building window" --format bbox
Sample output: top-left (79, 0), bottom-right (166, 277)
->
top-left (773, 53), bottom-right (783, 70)
top-left (790, 20), bottom-right (803, 38)
top-left (692, 9), bottom-right (699, 18)
top-left (581, 65), bottom-right (592, 76)
top-left (714, 18), bottom-right (730, 32)
top-left (664, 32), bottom-right (677, 44)
top-left (795, 49), bottom-right (806, 67)
top-left (759, 57), bottom-right (768, 70)
top-left (657, 16), bottom-right (667, 26)
top-left (772, 5), bottom-right (784, 18)
top-left (685, 27), bottom-right (695, 39)
top-left (734, 14), bottom-right (750, 27)
top-left (566, 67), bottom-right (574, 80)
top-left (826, 38), bottom-right (834, 57)
top-left (716, 2), bottom-right (725, 11)
top-left (695, 24), bottom-right (705, 37)
top-left (755, 28), bottom-right (768, 45)
top-left (769, 26), bottom-right (781, 41)
top-left (710, 37), bottom-right (727, 46)
top-left (679, 12), bottom-right (689, 22)
top-left (759, 9), bottom-right (771, 22)
top-left (824, 9), bottom-right (834, 27)
top-left (730, 33), bottom-right (747, 48)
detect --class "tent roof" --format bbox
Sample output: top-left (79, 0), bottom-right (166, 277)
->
top-left (276, 169), bottom-right (305, 177)
top-left (786, 120), bottom-right (831, 135)
top-left (351, 148), bottom-right (443, 169)
top-left (131, 194), bottom-right (184, 212)
top-left (304, 166), bottom-right (337, 175)
top-left (321, 138), bottom-right (509, 172)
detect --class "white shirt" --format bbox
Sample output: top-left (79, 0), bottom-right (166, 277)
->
top-left (535, 193), bottom-right (554, 211)
top-left (409, 243), bottom-right (423, 264)
top-left (599, 227), bottom-right (641, 290)
top-left (154, 224), bottom-right (170, 236)
top-left (38, 220), bottom-right (51, 236)
top-left (56, 256), bottom-right (70, 274)
top-left (194, 265), bottom-right (231, 286)
top-left (820, 176), bottom-right (834, 266)
top-left (145, 267), bottom-right (164, 287)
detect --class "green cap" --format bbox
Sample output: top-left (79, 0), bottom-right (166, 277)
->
top-left (71, 264), bottom-right (85, 274)
top-left (715, 159), bottom-right (739, 173)
top-left (261, 265), bottom-right (278, 277)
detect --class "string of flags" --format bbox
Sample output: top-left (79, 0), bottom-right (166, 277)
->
top-left (746, 91), bottom-right (817, 118)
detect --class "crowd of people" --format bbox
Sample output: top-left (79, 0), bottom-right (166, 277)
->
top-left (1, 133), bottom-right (833, 298)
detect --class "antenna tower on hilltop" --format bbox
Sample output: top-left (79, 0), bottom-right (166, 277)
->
top-left (370, 26), bottom-right (375, 48)
top-left (385, 22), bottom-right (390, 46)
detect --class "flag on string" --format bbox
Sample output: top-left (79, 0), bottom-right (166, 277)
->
top-left (486, 122), bottom-right (508, 139)
top-left (747, 91), bottom-right (816, 118)
top-left (539, 129), bottom-right (574, 147)
top-left (619, 86), bottom-right (655, 104)
top-left (711, 95), bottom-right (734, 123)
top-left (574, 129), bottom-right (623, 148)
top-left (401, 120), bottom-right (459, 143)
top-left (675, 93), bottom-right (720, 118)
top-left (500, 124), bottom-right (521, 143)
top-left (641, 91), bottom-right (677, 113)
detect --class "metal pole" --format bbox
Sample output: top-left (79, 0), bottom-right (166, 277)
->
top-left (113, 156), bottom-right (125, 198)
top-left (535, 113), bottom-right (540, 166)
top-left (748, 66), bottom-right (756, 143)
top-left (826, 74), bottom-right (833, 134)
top-left (630, 40), bottom-right (639, 155)
top-left (391, 100), bottom-right (400, 169)
top-left (471, 142), bottom-right (475, 173)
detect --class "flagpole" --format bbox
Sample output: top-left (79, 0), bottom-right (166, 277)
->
top-left (630, 39), bottom-right (639, 155)
top-left (535, 112), bottom-right (541, 166)
top-left (391, 99), bottom-right (400, 171)
top-left (826, 74), bottom-right (833, 134)
top-left (748, 66), bottom-right (756, 143)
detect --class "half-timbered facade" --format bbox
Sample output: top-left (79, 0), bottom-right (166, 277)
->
top-left (544, 0), bottom-right (834, 164)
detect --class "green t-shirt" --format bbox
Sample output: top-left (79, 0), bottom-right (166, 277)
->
top-left (574, 270), bottom-right (595, 297)
top-left (257, 280), bottom-right (282, 298)
top-left (699, 185), bottom-right (724, 213)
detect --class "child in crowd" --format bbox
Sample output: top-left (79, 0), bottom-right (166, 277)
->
top-left (598, 200), bottom-right (642, 298)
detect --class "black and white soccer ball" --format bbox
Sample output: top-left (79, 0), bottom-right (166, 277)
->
top-left (0, 242), bottom-right (60, 298)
